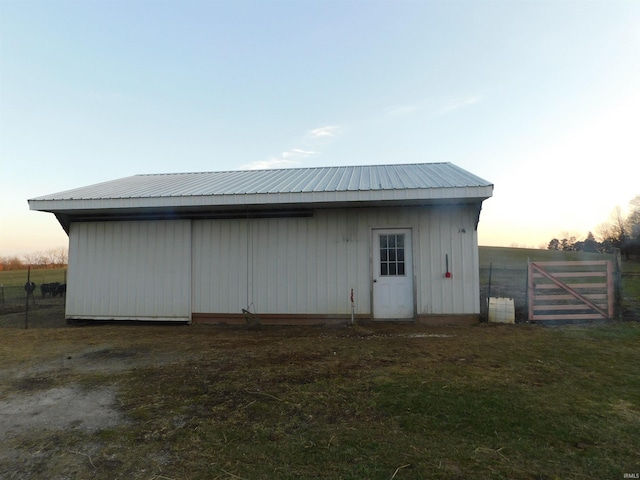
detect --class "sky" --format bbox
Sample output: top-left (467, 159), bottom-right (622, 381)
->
top-left (1, 0), bottom-right (639, 257)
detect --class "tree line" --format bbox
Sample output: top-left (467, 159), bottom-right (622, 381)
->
top-left (548, 195), bottom-right (640, 257)
top-left (0, 247), bottom-right (68, 271)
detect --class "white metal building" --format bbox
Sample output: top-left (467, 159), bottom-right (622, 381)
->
top-left (28, 163), bottom-right (493, 325)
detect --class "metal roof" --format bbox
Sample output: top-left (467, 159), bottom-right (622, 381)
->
top-left (30, 162), bottom-right (491, 204)
top-left (29, 163), bottom-right (492, 232)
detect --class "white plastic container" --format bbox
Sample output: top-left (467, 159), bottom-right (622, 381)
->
top-left (488, 297), bottom-right (515, 324)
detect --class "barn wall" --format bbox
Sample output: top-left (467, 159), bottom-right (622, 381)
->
top-left (66, 220), bottom-right (191, 321)
top-left (65, 204), bottom-right (480, 322)
top-left (192, 204), bottom-right (480, 318)
top-left (414, 205), bottom-right (480, 315)
top-left (191, 219), bottom-right (249, 314)
top-left (192, 211), bottom-right (370, 316)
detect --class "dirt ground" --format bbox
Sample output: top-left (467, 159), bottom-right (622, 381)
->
top-left (1, 301), bottom-right (637, 479)
top-left (0, 304), bottom-right (459, 478)
top-left (0, 302), bottom-right (183, 478)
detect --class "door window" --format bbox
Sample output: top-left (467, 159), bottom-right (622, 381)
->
top-left (379, 234), bottom-right (405, 276)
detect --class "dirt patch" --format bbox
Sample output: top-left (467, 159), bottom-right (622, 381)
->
top-left (0, 320), bottom-right (465, 445)
top-left (0, 336), bottom-right (137, 477)
top-left (0, 386), bottom-right (125, 438)
top-left (0, 322), bottom-right (188, 479)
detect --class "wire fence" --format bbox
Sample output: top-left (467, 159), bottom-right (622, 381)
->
top-left (479, 254), bottom-right (635, 323)
top-left (0, 270), bottom-right (67, 312)
top-left (479, 265), bottom-right (529, 322)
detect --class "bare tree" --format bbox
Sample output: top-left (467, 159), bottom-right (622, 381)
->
top-left (22, 252), bottom-right (41, 266)
top-left (42, 249), bottom-right (57, 266)
top-left (54, 247), bottom-right (68, 265)
top-left (627, 195), bottom-right (640, 238)
top-left (41, 247), bottom-right (68, 266)
top-left (622, 195), bottom-right (640, 258)
top-left (594, 198), bottom-right (640, 255)
top-left (596, 206), bottom-right (627, 247)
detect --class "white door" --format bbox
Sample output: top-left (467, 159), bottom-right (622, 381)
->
top-left (372, 229), bottom-right (414, 320)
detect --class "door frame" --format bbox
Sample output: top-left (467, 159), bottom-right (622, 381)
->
top-left (370, 227), bottom-right (416, 320)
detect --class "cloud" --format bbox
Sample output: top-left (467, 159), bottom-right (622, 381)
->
top-left (378, 95), bottom-right (482, 120)
top-left (384, 105), bottom-right (419, 116)
top-left (308, 125), bottom-right (340, 138)
top-left (440, 95), bottom-right (483, 114)
top-left (243, 124), bottom-right (339, 171)
top-left (282, 148), bottom-right (317, 159)
top-left (241, 148), bottom-right (318, 170)
top-left (241, 158), bottom-right (299, 170)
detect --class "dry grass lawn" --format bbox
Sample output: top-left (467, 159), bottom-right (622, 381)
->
top-left (1, 314), bottom-right (639, 479)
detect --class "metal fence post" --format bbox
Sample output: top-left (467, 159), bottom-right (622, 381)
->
top-left (613, 248), bottom-right (622, 320)
top-left (25, 266), bottom-right (31, 329)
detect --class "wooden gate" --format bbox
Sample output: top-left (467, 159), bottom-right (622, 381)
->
top-left (527, 260), bottom-right (614, 322)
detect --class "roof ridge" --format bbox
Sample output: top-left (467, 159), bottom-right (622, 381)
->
top-left (134, 162), bottom-right (453, 177)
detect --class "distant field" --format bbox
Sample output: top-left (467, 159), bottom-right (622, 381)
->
top-left (0, 267), bottom-right (67, 287)
top-left (479, 245), bottom-right (609, 270)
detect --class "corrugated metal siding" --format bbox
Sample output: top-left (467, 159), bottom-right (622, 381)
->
top-left (192, 212), bottom-right (370, 315)
top-left (66, 221), bottom-right (191, 321)
top-left (415, 206), bottom-right (480, 315)
top-left (64, 205), bottom-right (480, 320)
top-left (192, 204), bottom-right (480, 317)
top-left (191, 220), bottom-right (250, 314)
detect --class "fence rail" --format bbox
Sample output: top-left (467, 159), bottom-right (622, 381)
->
top-left (527, 260), bottom-right (614, 322)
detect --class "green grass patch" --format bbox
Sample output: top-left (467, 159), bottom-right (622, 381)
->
top-left (622, 267), bottom-right (640, 319)
top-left (97, 323), bottom-right (640, 479)
top-left (0, 267), bottom-right (67, 287)
top-left (1, 322), bottom-right (639, 478)
top-left (479, 246), bottom-right (609, 270)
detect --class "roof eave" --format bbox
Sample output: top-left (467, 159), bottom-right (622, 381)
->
top-left (28, 185), bottom-right (493, 214)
